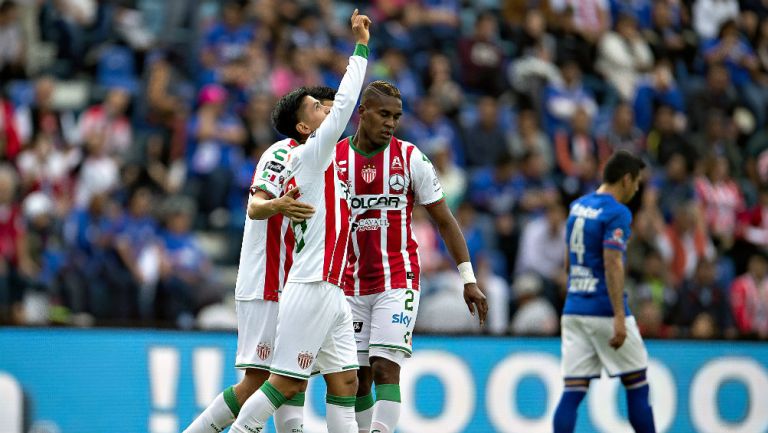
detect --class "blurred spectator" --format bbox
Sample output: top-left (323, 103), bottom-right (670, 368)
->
top-left (0, 1), bottom-right (26, 81)
top-left (643, 0), bottom-right (697, 68)
top-left (16, 132), bottom-right (72, 201)
top-left (703, 20), bottom-right (767, 124)
top-left (403, 96), bottom-right (464, 165)
top-left (290, 7), bottom-right (333, 64)
top-left (543, 60), bottom-right (598, 135)
top-left (73, 124), bottom-right (119, 209)
top-left (477, 255), bottom-right (510, 335)
top-left (461, 96), bottom-right (508, 168)
top-left (469, 153), bottom-right (518, 216)
top-left (185, 84), bottom-right (246, 222)
top-left (514, 150), bottom-right (560, 217)
top-left (630, 249), bottom-right (675, 318)
top-left (39, 0), bottom-right (97, 75)
top-left (694, 155), bottom-right (745, 249)
top-left (21, 192), bottom-right (63, 299)
top-left (15, 76), bottom-right (78, 149)
top-left (510, 272), bottom-right (558, 335)
top-left (242, 93), bottom-right (278, 155)
top-left (632, 60), bottom-right (685, 132)
top-left (458, 11), bottom-right (506, 95)
top-left (507, 109), bottom-right (554, 173)
top-left (454, 201), bottom-right (488, 264)
top-left (599, 102), bottom-right (645, 154)
top-left (371, 48), bottom-right (422, 105)
top-left (200, 0), bottom-right (254, 75)
top-left (693, 0), bottom-right (739, 41)
top-left (0, 92), bottom-right (21, 161)
top-left (686, 63), bottom-right (740, 133)
top-left (645, 104), bottom-right (695, 167)
top-left (550, 0), bottom-right (610, 44)
top-left (158, 196), bottom-right (217, 329)
top-left (430, 142), bottom-right (466, 211)
top-left (554, 107), bottom-right (606, 178)
top-left (646, 151), bottom-right (696, 221)
top-left (596, 14), bottom-right (654, 101)
top-left (423, 52), bottom-right (464, 116)
top-left (514, 201), bottom-right (566, 285)
top-left (508, 12), bottom-right (561, 113)
top-left (730, 253), bottom-right (768, 338)
top-left (78, 87), bottom-right (133, 158)
top-left (0, 165), bottom-right (35, 324)
top-left (691, 112), bottom-right (742, 175)
top-left (670, 258), bottom-right (735, 338)
top-left (656, 201), bottom-right (716, 286)
top-left (737, 186), bottom-right (768, 263)
top-left (269, 46), bottom-right (322, 97)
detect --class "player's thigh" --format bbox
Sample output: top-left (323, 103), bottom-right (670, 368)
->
top-left (315, 284), bottom-right (360, 377)
top-left (235, 299), bottom-right (279, 371)
top-left (347, 294), bottom-right (374, 367)
top-left (560, 315), bottom-right (602, 380)
top-left (271, 282), bottom-right (336, 380)
top-left (589, 316), bottom-right (649, 377)
top-left (367, 289), bottom-right (420, 365)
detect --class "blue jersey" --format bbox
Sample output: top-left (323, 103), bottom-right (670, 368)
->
top-left (563, 193), bottom-right (632, 317)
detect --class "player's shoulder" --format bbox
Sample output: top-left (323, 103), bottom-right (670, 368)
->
top-left (335, 135), bottom-right (353, 151)
top-left (265, 138), bottom-right (299, 154)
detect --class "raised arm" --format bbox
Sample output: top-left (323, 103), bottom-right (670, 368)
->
top-left (302, 10), bottom-right (370, 170)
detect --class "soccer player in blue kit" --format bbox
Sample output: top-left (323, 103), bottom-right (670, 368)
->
top-left (553, 150), bottom-right (656, 433)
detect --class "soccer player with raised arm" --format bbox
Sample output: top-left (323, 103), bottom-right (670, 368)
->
top-left (182, 87), bottom-right (337, 433)
top-left (229, 10), bottom-right (371, 433)
top-left (335, 81), bottom-right (488, 433)
top-left (553, 150), bottom-right (656, 433)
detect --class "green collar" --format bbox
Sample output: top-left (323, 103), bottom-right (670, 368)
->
top-left (349, 135), bottom-right (390, 158)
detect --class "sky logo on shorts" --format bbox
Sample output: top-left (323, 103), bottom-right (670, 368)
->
top-left (257, 342), bottom-right (271, 361)
top-left (297, 351), bottom-right (314, 370)
top-left (391, 313), bottom-right (412, 327)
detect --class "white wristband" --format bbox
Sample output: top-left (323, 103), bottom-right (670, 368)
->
top-left (458, 262), bottom-right (477, 285)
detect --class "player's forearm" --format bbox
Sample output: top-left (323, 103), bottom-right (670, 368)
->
top-left (436, 216), bottom-right (472, 265)
top-left (307, 45), bottom-right (368, 163)
top-left (247, 196), bottom-right (279, 220)
top-left (605, 259), bottom-right (626, 318)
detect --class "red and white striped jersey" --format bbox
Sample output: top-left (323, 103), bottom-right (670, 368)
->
top-left (282, 54), bottom-right (367, 287)
top-left (337, 136), bottom-right (445, 296)
top-left (234, 138), bottom-right (298, 302)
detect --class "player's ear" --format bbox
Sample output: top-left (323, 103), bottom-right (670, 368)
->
top-left (296, 122), bottom-right (311, 135)
top-left (358, 104), bottom-right (366, 116)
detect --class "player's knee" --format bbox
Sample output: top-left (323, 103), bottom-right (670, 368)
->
top-left (621, 370), bottom-right (648, 388)
top-left (357, 368), bottom-right (373, 396)
top-left (371, 357), bottom-right (401, 385)
top-left (269, 374), bottom-right (305, 399)
top-left (326, 370), bottom-right (359, 396)
top-left (563, 378), bottom-right (590, 390)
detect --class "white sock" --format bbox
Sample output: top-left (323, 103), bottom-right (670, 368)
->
top-left (355, 393), bottom-right (374, 433)
top-left (183, 389), bottom-right (238, 433)
top-left (370, 384), bottom-right (401, 433)
top-left (231, 383), bottom-right (286, 433)
top-left (326, 395), bottom-right (358, 433)
top-left (274, 392), bottom-right (304, 433)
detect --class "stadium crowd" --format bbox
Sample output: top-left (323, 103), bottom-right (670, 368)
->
top-left (1, 0), bottom-right (768, 339)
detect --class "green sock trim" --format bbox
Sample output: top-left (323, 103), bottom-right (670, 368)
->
top-left (353, 44), bottom-right (369, 59)
top-left (285, 392), bottom-right (305, 407)
top-left (260, 382), bottom-right (288, 409)
top-left (375, 384), bottom-right (401, 403)
top-left (355, 393), bottom-right (375, 412)
top-left (223, 386), bottom-right (241, 416)
top-left (326, 394), bottom-right (357, 407)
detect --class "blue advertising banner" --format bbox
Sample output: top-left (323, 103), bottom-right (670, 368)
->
top-left (1, 328), bottom-right (767, 433)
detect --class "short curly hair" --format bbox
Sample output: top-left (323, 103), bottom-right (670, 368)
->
top-left (307, 86), bottom-right (336, 104)
top-left (271, 87), bottom-right (311, 141)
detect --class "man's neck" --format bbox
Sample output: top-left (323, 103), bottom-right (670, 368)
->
top-left (597, 184), bottom-right (622, 203)
top-left (352, 130), bottom-right (386, 154)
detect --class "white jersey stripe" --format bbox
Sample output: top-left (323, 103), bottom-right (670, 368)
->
top-left (381, 145), bottom-right (391, 291)
top-left (401, 143), bottom-right (413, 290)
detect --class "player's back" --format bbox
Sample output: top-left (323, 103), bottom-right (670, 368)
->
top-left (234, 138), bottom-right (297, 302)
top-left (563, 192), bottom-right (632, 317)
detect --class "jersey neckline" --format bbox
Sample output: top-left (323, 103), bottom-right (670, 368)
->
top-left (348, 135), bottom-right (393, 158)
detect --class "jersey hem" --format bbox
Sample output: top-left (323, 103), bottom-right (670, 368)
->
top-left (235, 363), bottom-right (271, 371)
top-left (422, 194), bottom-right (446, 208)
top-left (344, 285), bottom-right (421, 296)
top-left (369, 343), bottom-right (413, 355)
top-left (270, 368), bottom-right (310, 380)
top-left (252, 184), bottom-right (277, 199)
top-left (234, 295), bottom-right (280, 302)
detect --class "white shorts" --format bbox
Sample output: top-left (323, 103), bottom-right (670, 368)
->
top-left (560, 315), bottom-right (648, 379)
top-left (348, 289), bottom-right (420, 367)
top-left (271, 281), bottom-right (358, 380)
top-left (235, 299), bottom-right (279, 371)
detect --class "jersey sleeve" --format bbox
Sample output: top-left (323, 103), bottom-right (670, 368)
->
top-left (409, 146), bottom-right (445, 206)
top-left (298, 45), bottom-right (368, 171)
top-left (603, 207), bottom-right (632, 252)
top-left (250, 145), bottom-right (291, 198)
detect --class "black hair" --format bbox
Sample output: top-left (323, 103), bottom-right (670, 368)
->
top-left (361, 80), bottom-right (401, 105)
top-left (271, 87), bottom-right (311, 141)
top-left (307, 86), bottom-right (336, 103)
top-left (0, 1), bottom-right (17, 13)
top-left (602, 150), bottom-right (646, 184)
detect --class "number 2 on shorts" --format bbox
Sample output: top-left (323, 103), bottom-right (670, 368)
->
top-left (404, 289), bottom-right (414, 311)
